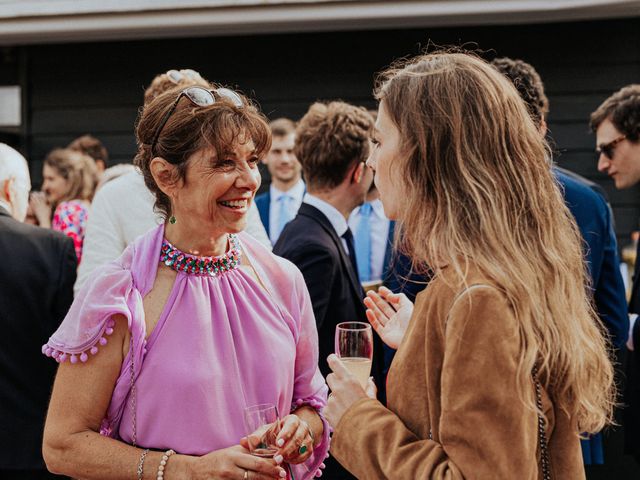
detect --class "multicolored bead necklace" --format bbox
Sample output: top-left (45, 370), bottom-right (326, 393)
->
top-left (159, 235), bottom-right (242, 276)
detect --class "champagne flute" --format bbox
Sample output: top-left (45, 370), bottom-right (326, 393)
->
top-left (243, 403), bottom-right (281, 458)
top-left (335, 322), bottom-right (373, 388)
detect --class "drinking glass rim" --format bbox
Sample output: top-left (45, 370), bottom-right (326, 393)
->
top-left (244, 403), bottom-right (278, 414)
top-left (336, 321), bottom-right (371, 331)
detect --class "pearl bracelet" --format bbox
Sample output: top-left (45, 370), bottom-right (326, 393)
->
top-left (156, 449), bottom-right (176, 480)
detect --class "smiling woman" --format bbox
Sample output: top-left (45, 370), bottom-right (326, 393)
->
top-left (41, 84), bottom-right (329, 480)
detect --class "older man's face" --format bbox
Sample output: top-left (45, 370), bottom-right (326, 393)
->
top-left (596, 118), bottom-right (640, 189)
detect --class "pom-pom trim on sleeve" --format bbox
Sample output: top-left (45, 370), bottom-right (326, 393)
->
top-left (291, 397), bottom-right (332, 478)
top-left (41, 318), bottom-right (117, 364)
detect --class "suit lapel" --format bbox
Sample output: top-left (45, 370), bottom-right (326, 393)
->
top-left (298, 203), bottom-right (364, 302)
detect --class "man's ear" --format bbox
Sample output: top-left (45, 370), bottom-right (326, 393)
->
top-left (353, 161), bottom-right (366, 184)
top-left (2, 177), bottom-right (13, 203)
top-left (150, 157), bottom-right (181, 198)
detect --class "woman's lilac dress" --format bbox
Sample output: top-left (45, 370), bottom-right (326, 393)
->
top-left (43, 225), bottom-right (329, 479)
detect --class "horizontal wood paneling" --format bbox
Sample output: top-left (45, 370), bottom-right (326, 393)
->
top-left (22, 17), bottom-right (640, 248)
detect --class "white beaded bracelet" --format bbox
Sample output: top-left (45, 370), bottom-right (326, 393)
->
top-left (156, 449), bottom-right (176, 480)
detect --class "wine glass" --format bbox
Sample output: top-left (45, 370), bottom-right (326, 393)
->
top-left (243, 403), bottom-right (281, 458)
top-left (335, 322), bottom-right (373, 388)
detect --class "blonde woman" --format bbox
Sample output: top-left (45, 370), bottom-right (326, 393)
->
top-left (324, 52), bottom-right (615, 479)
top-left (31, 148), bottom-right (98, 262)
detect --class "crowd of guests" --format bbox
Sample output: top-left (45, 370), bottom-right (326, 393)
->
top-left (0, 52), bottom-right (639, 480)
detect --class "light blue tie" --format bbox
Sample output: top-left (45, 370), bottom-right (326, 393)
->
top-left (354, 202), bottom-right (372, 282)
top-left (275, 194), bottom-right (293, 242)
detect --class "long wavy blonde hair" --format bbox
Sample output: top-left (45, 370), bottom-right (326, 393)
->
top-left (376, 52), bottom-right (614, 434)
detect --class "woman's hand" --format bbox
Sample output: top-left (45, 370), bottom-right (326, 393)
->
top-left (192, 445), bottom-right (286, 480)
top-left (29, 191), bottom-right (52, 228)
top-left (325, 354), bottom-right (377, 428)
top-left (274, 414), bottom-right (314, 465)
top-left (363, 286), bottom-right (414, 349)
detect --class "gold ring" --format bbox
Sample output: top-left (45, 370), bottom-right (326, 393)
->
top-left (244, 470), bottom-right (249, 480)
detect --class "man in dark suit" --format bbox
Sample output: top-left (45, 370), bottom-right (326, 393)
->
top-left (255, 118), bottom-right (305, 245)
top-left (0, 144), bottom-right (77, 479)
top-left (590, 85), bottom-right (640, 464)
top-left (273, 102), bottom-right (382, 478)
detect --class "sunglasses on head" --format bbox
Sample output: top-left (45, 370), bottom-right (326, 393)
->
top-left (166, 69), bottom-right (203, 85)
top-left (596, 134), bottom-right (626, 160)
top-left (150, 86), bottom-right (244, 157)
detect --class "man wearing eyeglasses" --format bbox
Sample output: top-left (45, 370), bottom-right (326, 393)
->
top-left (591, 84), bottom-right (640, 466)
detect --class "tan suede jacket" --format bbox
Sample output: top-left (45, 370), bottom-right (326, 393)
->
top-left (331, 266), bottom-right (585, 479)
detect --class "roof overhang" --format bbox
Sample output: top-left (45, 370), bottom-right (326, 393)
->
top-left (0, 0), bottom-right (639, 46)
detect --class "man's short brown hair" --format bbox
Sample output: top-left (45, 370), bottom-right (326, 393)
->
top-left (269, 118), bottom-right (296, 138)
top-left (590, 84), bottom-right (640, 142)
top-left (490, 57), bottom-right (549, 126)
top-left (67, 134), bottom-right (109, 168)
top-left (294, 101), bottom-right (373, 191)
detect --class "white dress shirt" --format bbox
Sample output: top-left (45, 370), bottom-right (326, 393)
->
top-left (303, 193), bottom-right (350, 254)
top-left (348, 199), bottom-right (391, 281)
top-left (268, 179), bottom-right (305, 244)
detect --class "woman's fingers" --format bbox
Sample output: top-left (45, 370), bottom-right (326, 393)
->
top-left (365, 308), bottom-right (385, 335)
top-left (363, 295), bottom-right (390, 328)
top-left (368, 290), bottom-right (397, 318)
top-left (235, 452), bottom-right (286, 479)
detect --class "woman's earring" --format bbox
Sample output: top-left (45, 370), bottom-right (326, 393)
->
top-left (169, 215), bottom-right (177, 225)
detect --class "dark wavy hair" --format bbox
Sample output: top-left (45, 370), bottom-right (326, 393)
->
top-left (590, 84), bottom-right (640, 141)
top-left (490, 57), bottom-right (549, 126)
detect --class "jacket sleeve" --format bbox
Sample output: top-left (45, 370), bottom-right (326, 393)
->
top-left (50, 235), bottom-right (78, 335)
top-left (592, 196), bottom-right (629, 348)
top-left (331, 286), bottom-right (539, 479)
top-left (284, 245), bottom-right (336, 330)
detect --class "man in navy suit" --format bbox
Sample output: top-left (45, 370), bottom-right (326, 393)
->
top-left (492, 57), bottom-right (629, 466)
top-left (0, 144), bottom-right (77, 479)
top-left (273, 102), bottom-right (383, 479)
top-left (255, 118), bottom-right (305, 245)
top-left (590, 84), bottom-right (640, 464)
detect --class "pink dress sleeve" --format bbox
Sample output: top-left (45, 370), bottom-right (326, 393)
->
top-left (289, 268), bottom-right (331, 479)
top-left (52, 201), bottom-right (89, 262)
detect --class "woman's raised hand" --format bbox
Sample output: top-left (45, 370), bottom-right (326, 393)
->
top-left (29, 191), bottom-right (52, 227)
top-left (363, 286), bottom-right (414, 349)
top-left (192, 445), bottom-right (286, 479)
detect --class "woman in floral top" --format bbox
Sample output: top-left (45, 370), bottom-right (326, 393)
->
top-left (31, 148), bottom-right (98, 262)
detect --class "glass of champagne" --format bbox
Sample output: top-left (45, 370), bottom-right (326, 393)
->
top-left (335, 322), bottom-right (373, 388)
top-left (243, 403), bottom-right (281, 458)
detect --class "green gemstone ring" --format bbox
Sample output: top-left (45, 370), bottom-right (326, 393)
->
top-left (298, 444), bottom-right (308, 455)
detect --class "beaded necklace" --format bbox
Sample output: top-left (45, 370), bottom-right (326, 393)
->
top-left (159, 234), bottom-right (242, 276)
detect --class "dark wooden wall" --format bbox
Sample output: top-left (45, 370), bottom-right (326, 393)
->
top-left (0, 16), bottom-right (639, 477)
top-left (10, 17), bottom-right (640, 248)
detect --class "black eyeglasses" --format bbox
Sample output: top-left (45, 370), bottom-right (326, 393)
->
top-left (150, 86), bottom-right (244, 157)
top-left (166, 69), bottom-right (203, 85)
top-left (596, 135), bottom-right (626, 160)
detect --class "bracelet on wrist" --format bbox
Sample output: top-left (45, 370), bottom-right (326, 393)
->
top-left (137, 448), bottom-right (150, 480)
top-left (157, 449), bottom-right (176, 480)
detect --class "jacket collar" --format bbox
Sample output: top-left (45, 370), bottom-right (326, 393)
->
top-left (298, 203), bottom-right (364, 301)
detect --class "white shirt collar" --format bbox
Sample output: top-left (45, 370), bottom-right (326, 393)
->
top-left (303, 193), bottom-right (349, 237)
top-left (270, 179), bottom-right (305, 202)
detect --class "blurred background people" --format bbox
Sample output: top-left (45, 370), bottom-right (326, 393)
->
top-left (0, 143), bottom-right (77, 479)
top-left (30, 148), bottom-right (98, 262)
top-left (590, 84), bottom-right (640, 466)
top-left (256, 118), bottom-right (305, 245)
top-left (67, 134), bottom-right (109, 175)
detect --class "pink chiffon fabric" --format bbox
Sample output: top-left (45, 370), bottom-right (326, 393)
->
top-left (43, 224), bottom-right (329, 479)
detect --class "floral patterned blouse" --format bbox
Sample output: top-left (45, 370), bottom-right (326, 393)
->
top-left (52, 200), bottom-right (89, 263)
